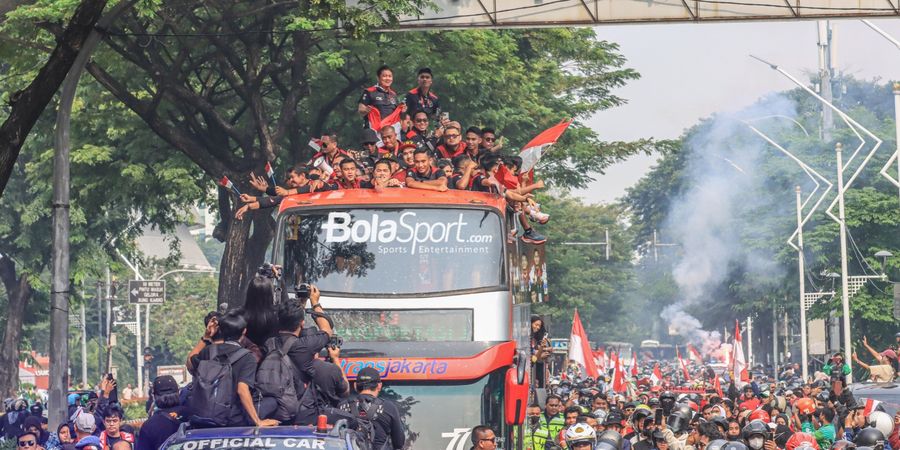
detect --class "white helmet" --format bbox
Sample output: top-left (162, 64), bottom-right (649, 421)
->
top-left (594, 409), bottom-right (609, 423)
top-left (868, 411), bottom-right (894, 437)
top-left (565, 423), bottom-right (597, 447)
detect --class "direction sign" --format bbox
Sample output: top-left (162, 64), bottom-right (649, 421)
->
top-left (128, 280), bottom-right (166, 305)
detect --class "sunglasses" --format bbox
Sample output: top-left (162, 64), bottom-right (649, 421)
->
top-left (445, 133), bottom-right (460, 139)
top-left (18, 441), bottom-right (35, 447)
top-left (414, 118), bottom-right (429, 123)
top-left (480, 438), bottom-right (497, 444)
top-left (484, 137), bottom-right (496, 141)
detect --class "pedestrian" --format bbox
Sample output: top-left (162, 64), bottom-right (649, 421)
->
top-left (340, 367), bottom-right (405, 450)
top-left (471, 425), bottom-right (497, 450)
top-left (134, 376), bottom-right (186, 450)
top-left (18, 431), bottom-right (42, 450)
top-left (72, 411), bottom-right (100, 450)
top-left (23, 416), bottom-right (48, 448)
top-left (99, 404), bottom-right (133, 450)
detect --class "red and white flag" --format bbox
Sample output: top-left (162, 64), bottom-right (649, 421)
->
top-left (733, 320), bottom-right (749, 384)
top-left (713, 371), bottom-right (724, 398)
top-left (676, 346), bottom-right (690, 381)
top-left (612, 352), bottom-right (627, 393)
top-left (265, 161), bottom-right (277, 186)
top-left (218, 175), bottom-right (241, 196)
top-left (568, 309), bottom-right (599, 379)
top-left (630, 351), bottom-right (639, 379)
top-left (308, 138), bottom-right (322, 151)
top-left (687, 344), bottom-right (704, 365)
top-left (650, 363), bottom-right (663, 386)
top-left (863, 398), bottom-right (883, 416)
top-left (518, 119), bottom-right (574, 176)
top-left (367, 106), bottom-right (404, 136)
top-left (593, 348), bottom-right (607, 371)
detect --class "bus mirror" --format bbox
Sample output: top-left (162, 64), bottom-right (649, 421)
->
top-left (515, 350), bottom-right (527, 385)
top-left (504, 367), bottom-right (529, 425)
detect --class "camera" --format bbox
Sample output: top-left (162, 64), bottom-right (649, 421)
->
top-left (296, 283), bottom-right (311, 300)
top-left (328, 334), bottom-right (343, 350)
top-left (258, 263), bottom-right (280, 280)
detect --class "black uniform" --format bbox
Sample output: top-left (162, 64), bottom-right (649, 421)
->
top-left (340, 394), bottom-right (405, 450)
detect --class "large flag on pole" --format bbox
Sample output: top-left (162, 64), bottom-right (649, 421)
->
top-left (733, 320), bottom-right (749, 384)
top-left (593, 349), bottom-right (607, 371)
top-left (650, 363), bottom-right (663, 386)
top-left (568, 309), bottom-right (599, 378)
top-left (612, 352), bottom-right (627, 393)
top-left (518, 119), bottom-right (574, 176)
top-left (687, 344), bottom-right (704, 365)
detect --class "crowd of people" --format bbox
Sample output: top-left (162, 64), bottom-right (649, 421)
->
top-left (0, 265), bottom-right (407, 450)
top-left (233, 65), bottom-right (550, 245)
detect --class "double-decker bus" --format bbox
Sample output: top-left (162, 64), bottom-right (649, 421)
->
top-left (274, 188), bottom-right (544, 450)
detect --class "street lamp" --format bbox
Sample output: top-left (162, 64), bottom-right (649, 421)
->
top-left (875, 250), bottom-right (893, 277)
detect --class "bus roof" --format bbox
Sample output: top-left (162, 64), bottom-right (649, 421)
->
top-left (278, 189), bottom-right (506, 213)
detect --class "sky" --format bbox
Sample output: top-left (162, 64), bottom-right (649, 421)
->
top-left (575, 18), bottom-right (900, 204)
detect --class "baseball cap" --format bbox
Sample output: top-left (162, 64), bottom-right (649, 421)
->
top-left (153, 375), bottom-right (179, 395)
top-left (73, 410), bottom-right (96, 433)
top-left (398, 141), bottom-right (417, 151)
top-left (357, 367), bottom-right (381, 384)
top-left (882, 349), bottom-right (898, 361)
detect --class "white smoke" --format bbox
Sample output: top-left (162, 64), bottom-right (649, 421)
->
top-left (658, 94), bottom-right (797, 357)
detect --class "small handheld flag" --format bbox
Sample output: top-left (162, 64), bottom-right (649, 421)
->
top-left (218, 175), bottom-right (241, 196)
top-left (265, 161), bottom-right (277, 187)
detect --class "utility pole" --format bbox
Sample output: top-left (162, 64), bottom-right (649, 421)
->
top-left (817, 21), bottom-right (834, 141)
top-left (796, 186), bottom-right (809, 381)
top-left (79, 284), bottom-right (88, 387)
top-left (651, 229), bottom-right (679, 263)
top-left (105, 267), bottom-right (112, 374)
top-left (96, 280), bottom-right (103, 378)
top-left (559, 228), bottom-right (612, 261)
top-left (836, 143), bottom-right (853, 382)
top-left (773, 297), bottom-right (778, 374)
top-left (747, 316), bottom-right (753, 367)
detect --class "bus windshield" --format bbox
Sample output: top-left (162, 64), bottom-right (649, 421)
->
top-left (280, 207), bottom-right (503, 295)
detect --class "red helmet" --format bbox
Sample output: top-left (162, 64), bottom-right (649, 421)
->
top-left (795, 398), bottom-right (817, 415)
top-left (748, 409), bottom-right (770, 423)
top-left (786, 432), bottom-right (820, 450)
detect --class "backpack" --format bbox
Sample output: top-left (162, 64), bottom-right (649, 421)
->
top-left (189, 343), bottom-right (249, 426)
top-left (256, 336), bottom-right (299, 421)
top-left (347, 396), bottom-right (384, 448)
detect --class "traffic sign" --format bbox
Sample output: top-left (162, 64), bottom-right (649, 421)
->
top-left (128, 280), bottom-right (166, 305)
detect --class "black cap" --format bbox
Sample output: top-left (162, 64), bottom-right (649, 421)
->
top-left (153, 375), bottom-right (179, 395)
top-left (417, 67), bottom-right (432, 76)
top-left (357, 367), bottom-right (381, 384)
top-left (361, 129), bottom-right (379, 144)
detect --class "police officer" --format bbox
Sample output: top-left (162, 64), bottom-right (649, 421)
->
top-left (541, 395), bottom-right (567, 439)
top-left (525, 404), bottom-right (551, 450)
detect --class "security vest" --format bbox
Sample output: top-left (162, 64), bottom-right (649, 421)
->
top-left (523, 425), bottom-right (551, 450)
top-left (540, 413), bottom-right (566, 441)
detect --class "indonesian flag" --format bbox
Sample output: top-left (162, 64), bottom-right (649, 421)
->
top-left (593, 348), bottom-right (607, 371)
top-left (518, 119), bottom-right (574, 176)
top-left (218, 175), bottom-right (241, 196)
top-left (612, 352), bottom-right (627, 393)
top-left (713, 370), bottom-right (724, 397)
top-left (265, 161), bottom-right (277, 186)
top-left (863, 398), bottom-right (883, 416)
top-left (631, 351), bottom-right (639, 378)
top-left (687, 344), bottom-right (704, 365)
top-left (308, 138), bottom-right (322, 151)
top-left (367, 106), bottom-right (404, 136)
top-left (495, 163), bottom-right (520, 190)
top-left (676, 346), bottom-right (690, 381)
top-left (567, 310), bottom-right (599, 378)
top-left (650, 363), bottom-right (663, 386)
top-left (733, 320), bottom-right (749, 384)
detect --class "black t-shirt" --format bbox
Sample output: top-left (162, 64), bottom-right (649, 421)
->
top-left (360, 86), bottom-right (400, 119)
top-left (310, 359), bottom-right (348, 407)
top-left (405, 130), bottom-right (438, 157)
top-left (340, 394), bottom-right (405, 450)
top-left (404, 88), bottom-right (441, 119)
top-left (275, 331), bottom-right (330, 392)
top-left (189, 342), bottom-right (257, 426)
top-left (135, 406), bottom-right (188, 450)
top-left (470, 174), bottom-right (498, 193)
top-left (406, 167), bottom-right (444, 183)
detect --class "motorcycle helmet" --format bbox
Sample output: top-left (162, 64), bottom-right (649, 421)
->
top-left (743, 420), bottom-right (770, 450)
top-left (667, 408), bottom-right (692, 434)
top-left (660, 391), bottom-right (677, 415)
top-left (748, 409), bottom-right (771, 423)
top-left (596, 430), bottom-right (624, 450)
top-left (854, 427), bottom-right (885, 450)
top-left (708, 440), bottom-right (729, 450)
top-left (831, 441), bottom-right (856, 450)
top-left (565, 423), bottom-right (597, 449)
top-left (868, 411), bottom-right (894, 437)
top-left (723, 441), bottom-right (750, 450)
top-left (796, 398), bottom-right (816, 415)
top-left (786, 433), bottom-right (821, 450)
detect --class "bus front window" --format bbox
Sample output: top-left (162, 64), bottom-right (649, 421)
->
top-left (280, 208), bottom-right (504, 295)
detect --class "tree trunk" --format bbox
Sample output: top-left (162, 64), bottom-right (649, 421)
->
top-left (216, 209), bottom-right (275, 308)
top-left (0, 256), bottom-right (32, 397)
top-left (0, 0), bottom-right (109, 197)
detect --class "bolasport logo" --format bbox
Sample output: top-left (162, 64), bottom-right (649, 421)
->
top-left (320, 211), bottom-right (493, 255)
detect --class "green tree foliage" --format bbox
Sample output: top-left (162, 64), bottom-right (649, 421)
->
top-left (623, 78), bottom-right (899, 359)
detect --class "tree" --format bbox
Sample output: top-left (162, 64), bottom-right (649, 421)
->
top-left (0, 0), bottom-right (109, 197)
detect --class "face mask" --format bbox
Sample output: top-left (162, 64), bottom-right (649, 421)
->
top-left (308, 173), bottom-right (321, 181)
top-left (748, 437), bottom-right (765, 450)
